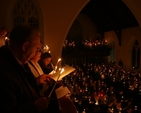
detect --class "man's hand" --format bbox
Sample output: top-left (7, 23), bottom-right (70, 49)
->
top-left (37, 74), bottom-right (52, 85)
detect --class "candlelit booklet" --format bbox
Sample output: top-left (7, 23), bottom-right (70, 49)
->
top-left (49, 65), bottom-right (75, 81)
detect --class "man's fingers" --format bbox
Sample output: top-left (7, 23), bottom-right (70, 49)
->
top-left (42, 74), bottom-right (52, 79)
top-left (45, 77), bottom-right (50, 82)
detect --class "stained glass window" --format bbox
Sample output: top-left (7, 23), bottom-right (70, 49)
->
top-left (132, 40), bottom-right (140, 69)
top-left (13, 0), bottom-right (39, 29)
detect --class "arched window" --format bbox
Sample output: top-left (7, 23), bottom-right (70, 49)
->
top-left (12, 0), bottom-right (39, 29)
top-left (132, 40), bottom-right (140, 69)
top-left (110, 42), bottom-right (116, 63)
top-left (107, 41), bottom-right (116, 64)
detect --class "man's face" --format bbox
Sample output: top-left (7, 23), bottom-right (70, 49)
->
top-left (32, 51), bottom-right (41, 62)
top-left (24, 31), bottom-right (42, 63)
top-left (0, 29), bottom-right (7, 38)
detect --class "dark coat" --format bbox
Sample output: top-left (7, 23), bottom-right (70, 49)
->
top-left (0, 46), bottom-right (40, 113)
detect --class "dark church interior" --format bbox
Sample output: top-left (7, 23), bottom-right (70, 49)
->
top-left (0, 0), bottom-right (141, 113)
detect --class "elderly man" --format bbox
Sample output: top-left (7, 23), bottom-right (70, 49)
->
top-left (0, 25), bottom-right (77, 113)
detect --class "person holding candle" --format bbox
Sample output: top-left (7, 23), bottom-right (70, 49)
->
top-left (0, 24), bottom-right (77, 113)
top-left (0, 25), bottom-right (51, 112)
top-left (39, 52), bottom-right (77, 113)
top-left (26, 50), bottom-right (62, 113)
top-left (26, 50), bottom-right (50, 95)
top-left (26, 41), bottom-right (77, 113)
top-left (38, 52), bottom-right (54, 74)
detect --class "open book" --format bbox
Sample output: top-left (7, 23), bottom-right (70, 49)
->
top-left (49, 65), bottom-right (75, 81)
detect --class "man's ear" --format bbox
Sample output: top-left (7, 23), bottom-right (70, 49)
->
top-left (22, 41), bottom-right (29, 51)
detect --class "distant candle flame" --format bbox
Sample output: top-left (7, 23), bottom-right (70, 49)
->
top-left (43, 45), bottom-right (49, 53)
top-left (58, 58), bottom-right (61, 62)
top-left (5, 37), bottom-right (8, 40)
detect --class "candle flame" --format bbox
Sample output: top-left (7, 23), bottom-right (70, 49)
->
top-left (58, 58), bottom-right (61, 62)
top-left (60, 68), bottom-right (64, 74)
top-left (43, 45), bottom-right (49, 53)
top-left (95, 101), bottom-right (99, 105)
top-left (54, 58), bottom-right (62, 72)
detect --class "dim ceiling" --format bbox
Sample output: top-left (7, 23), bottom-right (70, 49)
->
top-left (80, 0), bottom-right (139, 32)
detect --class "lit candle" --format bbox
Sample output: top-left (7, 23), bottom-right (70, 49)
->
top-left (54, 66), bottom-right (57, 72)
top-left (48, 68), bottom-right (64, 97)
top-left (95, 101), bottom-right (99, 105)
top-left (43, 45), bottom-right (49, 52)
top-left (105, 40), bottom-right (108, 45)
top-left (54, 58), bottom-right (61, 71)
top-left (5, 37), bottom-right (8, 40)
top-left (60, 68), bottom-right (64, 74)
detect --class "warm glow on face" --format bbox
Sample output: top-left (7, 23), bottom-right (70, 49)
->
top-left (32, 52), bottom-right (41, 62)
top-left (44, 57), bottom-right (52, 66)
top-left (25, 31), bottom-right (41, 63)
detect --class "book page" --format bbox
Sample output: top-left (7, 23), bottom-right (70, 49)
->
top-left (49, 65), bottom-right (75, 81)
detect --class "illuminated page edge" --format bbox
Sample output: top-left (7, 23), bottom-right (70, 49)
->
top-left (50, 65), bottom-right (75, 81)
